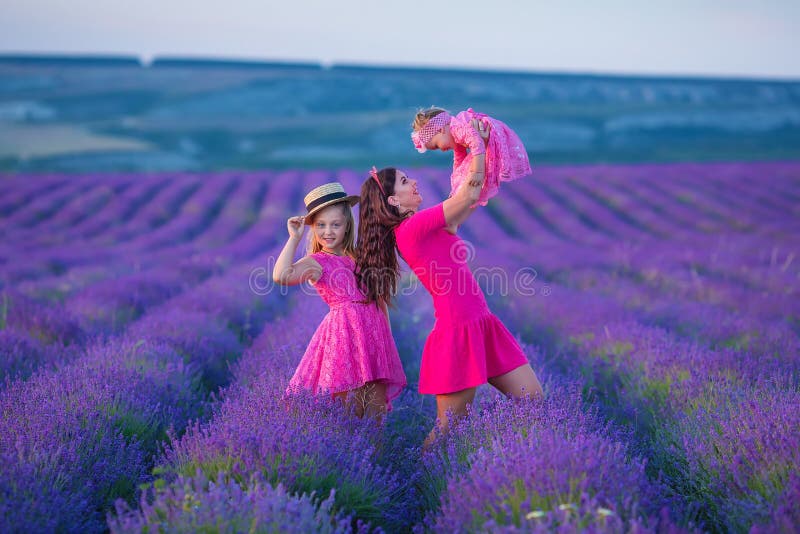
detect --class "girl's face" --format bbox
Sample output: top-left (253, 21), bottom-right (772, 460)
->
top-left (389, 170), bottom-right (422, 213)
top-left (425, 124), bottom-right (454, 152)
top-left (312, 204), bottom-right (348, 253)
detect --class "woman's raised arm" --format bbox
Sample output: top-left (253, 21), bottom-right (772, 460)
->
top-left (442, 119), bottom-right (489, 230)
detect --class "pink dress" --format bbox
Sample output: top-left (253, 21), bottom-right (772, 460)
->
top-left (287, 252), bottom-right (406, 408)
top-left (394, 203), bottom-right (528, 394)
top-left (449, 108), bottom-right (531, 206)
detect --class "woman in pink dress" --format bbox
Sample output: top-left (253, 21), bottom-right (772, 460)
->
top-left (411, 106), bottom-right (532, 206)
top-left (356, 141), bottom-right (543, 444)
top-left (273, 182), bottom-right (406, 419)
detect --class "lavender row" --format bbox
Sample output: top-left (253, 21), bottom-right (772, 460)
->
top-left (109, 471), bottom-right (362, 534)
top-left (421, 375), bottom-right (676, 533)
top-left (111, 295), bottom-right (393, 530)
top-left (380, 273), bottom-right (676, 532)
top-left (0, 337), bottom-right (205, 532)
top-left (2, 176), bottom-right (300, 384)
top-left (438, 180), bottom-right (797, 532)
top-left (122, 287), bottom-right (668, 532)
top-left (494, 279), bottom-right (798, 531)
top-left (2, 245), bottom-right (293, 530)
top-left (2, 172), bottom-right (295, 304)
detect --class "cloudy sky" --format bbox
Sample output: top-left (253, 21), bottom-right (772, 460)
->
top-left (2, 0), bottom-right (798, 79)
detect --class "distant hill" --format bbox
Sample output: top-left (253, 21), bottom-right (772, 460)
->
top-left (1, 55), bottom-right (799, 172)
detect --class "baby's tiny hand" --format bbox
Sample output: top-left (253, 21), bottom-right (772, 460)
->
top-left (287, 216), bottom-right (305, 239)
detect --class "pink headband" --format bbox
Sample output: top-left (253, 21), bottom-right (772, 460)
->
top-left (411, 111), bottom-right (452, 153)
top-left (369, 166), bottom-right (386, 196)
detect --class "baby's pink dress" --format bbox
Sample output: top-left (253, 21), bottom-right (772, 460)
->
top-left (287, 252), bottom-right (406, 408)
top-left (450, 108), bottom-right (531, 206)
top-left (394, 203), bottom-right (528, 394)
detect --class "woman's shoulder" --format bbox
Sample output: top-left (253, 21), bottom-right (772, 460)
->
top-left (398, 203), bottom-right (443, 223)
top-left (395, 204), bottom-right (446, 240)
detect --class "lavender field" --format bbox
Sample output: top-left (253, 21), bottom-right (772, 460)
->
top-left (1, 162), bottom-right (799, 533)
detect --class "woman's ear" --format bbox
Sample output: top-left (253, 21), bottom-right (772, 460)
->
top-left (387, 195), bottom-right (399, 207)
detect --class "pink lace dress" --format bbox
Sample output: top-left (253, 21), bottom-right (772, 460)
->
top-left (287, 252), bottom-right (406, 409)
top-left (450, 108), bottom-right (531, 206)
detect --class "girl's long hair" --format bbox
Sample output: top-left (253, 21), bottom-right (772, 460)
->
top-left (355, 168), bottom-right (408, 308)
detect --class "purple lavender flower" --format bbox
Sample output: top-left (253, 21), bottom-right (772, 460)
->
top-left (108, 471), bottom-right (362, 534)
top-left (422, 380), bottom-right (672, 533)
top-left (0, 337), bottom-right (204, 532)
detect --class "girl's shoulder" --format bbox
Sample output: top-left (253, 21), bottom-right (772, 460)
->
top-left (309, 251), bottom-right (355, 270)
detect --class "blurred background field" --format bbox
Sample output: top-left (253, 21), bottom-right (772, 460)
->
top-left (1, 55), bottom-right (799, 173)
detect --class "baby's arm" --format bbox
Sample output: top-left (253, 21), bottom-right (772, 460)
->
top-left (272, 216), bottom-right (323, 286)
top-left (450, 112), bottom-right (487, 155)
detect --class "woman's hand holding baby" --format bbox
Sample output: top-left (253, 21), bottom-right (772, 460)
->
top-left (471, 118), bottom-right (491, 144)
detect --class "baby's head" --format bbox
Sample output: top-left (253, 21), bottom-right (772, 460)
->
top-left (306, 202), bottom-right (356, 256)
top-left (411, 107), bottom-right (454, 153)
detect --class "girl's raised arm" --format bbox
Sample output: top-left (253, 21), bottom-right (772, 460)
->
top-left (272, 216), bottom-right (323, 286)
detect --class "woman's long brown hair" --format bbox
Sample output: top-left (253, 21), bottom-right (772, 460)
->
top-left (355, 167), bottom-right (408, 308)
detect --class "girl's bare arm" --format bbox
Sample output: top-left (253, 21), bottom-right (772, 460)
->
top-left (272, 216), bottom-right (322, 285)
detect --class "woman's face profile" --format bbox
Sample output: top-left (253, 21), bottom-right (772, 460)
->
top-left (390, 170), bottom-right (422, 213)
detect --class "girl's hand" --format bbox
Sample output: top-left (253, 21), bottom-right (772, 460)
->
top-left (287, 216), bottom-right (305, 240)
top-left (471, 118), bottom-right (491, 143)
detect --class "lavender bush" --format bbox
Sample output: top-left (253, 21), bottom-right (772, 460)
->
top-left (109, 471), bottom-right (362, 534)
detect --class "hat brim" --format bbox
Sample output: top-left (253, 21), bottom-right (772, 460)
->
top-left (304, 195), bottom-right (359, 224)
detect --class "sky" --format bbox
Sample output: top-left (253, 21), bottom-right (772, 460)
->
top-left (1, 0), bottom-right (799, 79)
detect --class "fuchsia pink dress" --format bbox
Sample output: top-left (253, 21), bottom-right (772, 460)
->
top-left (449, 108), bottom-right (531, 206)
top-left (394, 203), bottom-right (528, 394)
top-left (287, 252), bottom-right (406, 409)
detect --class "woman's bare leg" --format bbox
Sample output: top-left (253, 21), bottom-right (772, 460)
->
top-left (424, 387), bottom-right (477, 449)
top-left (488, 364), bottom-right (544, 399)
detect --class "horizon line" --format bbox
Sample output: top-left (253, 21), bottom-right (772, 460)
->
top-left (1, 51), bottom-right (799, 84)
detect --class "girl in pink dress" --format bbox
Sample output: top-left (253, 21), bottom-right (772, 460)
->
top-left (273, 182), bottom-right (406, 418)
top-left (356, 155), bottom-right (543, 445)
top-left (411, 107), bottom-right (531, 206)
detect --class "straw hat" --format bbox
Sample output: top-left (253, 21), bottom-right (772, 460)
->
top-left (303, 182), bottom-right (359, 224)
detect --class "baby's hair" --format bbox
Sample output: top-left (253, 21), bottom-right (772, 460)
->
top-left (306, 202), bottom-right (357, 258)
top-left (412, 106), bottom-right (448, 132)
